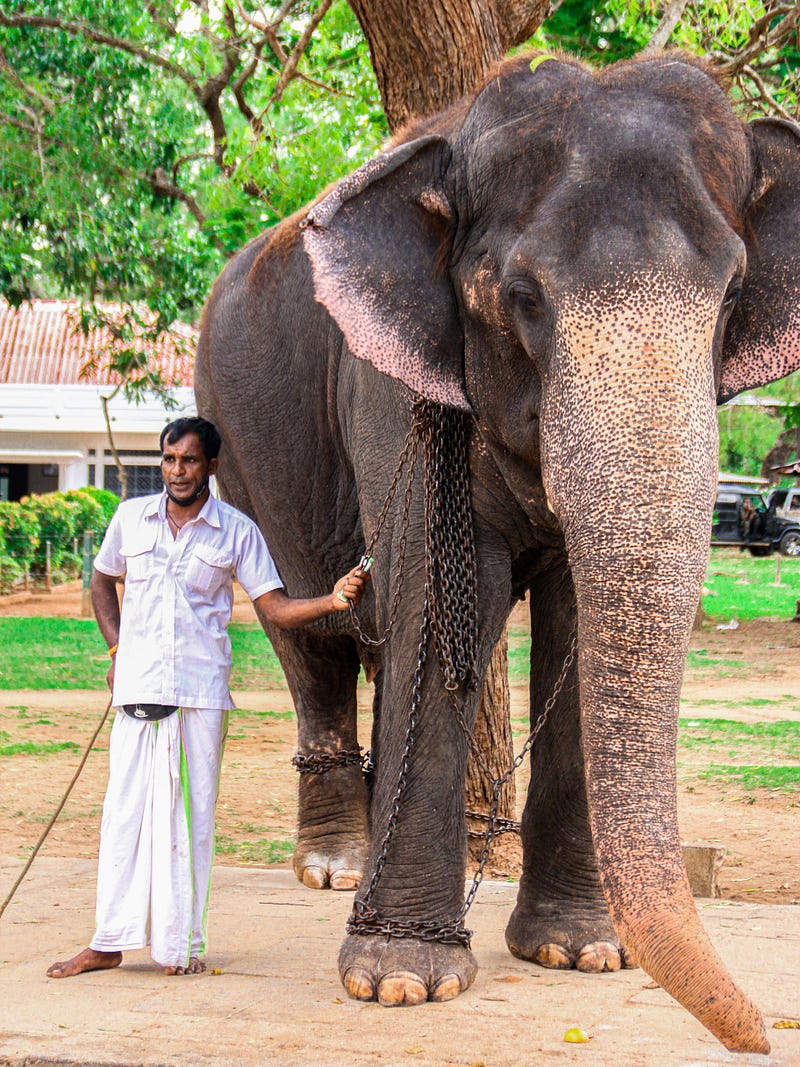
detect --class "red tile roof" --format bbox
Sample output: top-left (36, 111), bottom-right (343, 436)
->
top-left (0, 299), bottom-right (197, 386)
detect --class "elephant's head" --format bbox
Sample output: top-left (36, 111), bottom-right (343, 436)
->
top-left (302, 52), bottom-right (800, 1053)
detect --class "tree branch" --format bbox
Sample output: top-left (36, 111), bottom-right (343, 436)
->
top-left (0, 43), bottom-right (57, 110)
top-left (146, 166), bottom-right (208, 226)
top-left (717, 4), bottom-right (799, 76)
top-left (644, 0), bottom-right (691, 52)
top-left (0, 8), bottom-right (201, 94)
top-left (0, 108), bottom-right (38, 136)
top-left (738, 63), bottom-right (796, 121)
top-left (273, 0), bottom-right (333, 103)
top-left (495, 0), bottom-right (552, 50)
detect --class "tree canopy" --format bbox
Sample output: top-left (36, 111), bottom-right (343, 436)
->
top-left (2, 1), bottom-right (796, 474)
top-left (0, 0), bottom-right (390, 321)
top-left (0, 1), bottom-right (796, 320)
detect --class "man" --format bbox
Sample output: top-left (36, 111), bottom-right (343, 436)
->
top-left (47, 416), bottom-right (368, 979)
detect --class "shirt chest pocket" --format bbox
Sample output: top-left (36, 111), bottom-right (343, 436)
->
top-left (120, 532), bottom-right (158, 583)
top-left (185, 546), bottom-right (233, 596)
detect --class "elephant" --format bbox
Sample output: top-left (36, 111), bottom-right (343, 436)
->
top-left (195, 50), bottom-right (800, 1054)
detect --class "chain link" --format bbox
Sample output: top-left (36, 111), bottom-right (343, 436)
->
top-left (465, 811), bottom-right (520, 837)
top-left (291, 748), bottom-right (368, 775)
top-left (457, 633), bottom-right (577, 921)
top-left (343, 393), bottom-right (577, 947)
top-left (347, 405), bottom-right (423, 648)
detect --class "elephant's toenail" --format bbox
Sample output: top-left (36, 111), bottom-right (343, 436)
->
top-left (301, 865), bottom-right (328, 889)
top-left (575, 942), bottom-right (621, 973)
top-left (342, 967), bottom-right (376, 1001)
top-left (377, 972), bottom-right (428, 1006)
top-left (330, 868), bottom-right (362, 891)
top-left (431, 974), bottom-right (461, 1002)
top-left (534, 943), bottom-right (571, 969)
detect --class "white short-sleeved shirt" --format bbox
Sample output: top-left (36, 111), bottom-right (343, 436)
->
top-left (94, 492), bottom-right (283, 710)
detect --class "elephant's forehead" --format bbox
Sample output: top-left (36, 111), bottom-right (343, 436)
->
top-left (456, 58), bottom-right (750, 231)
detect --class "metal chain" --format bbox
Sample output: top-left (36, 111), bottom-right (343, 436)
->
top-left (457, 633), bottom-right (577, 921)
top-left (348, 579), bottom-right (473, 948)
top-left (465, 812), bottom-right (520, 837)
top-left (344, 393), bottom-right (576, 946)
top-left (347, 404), bottom-right (423, 648)
top-left (355, 579), bottom-right (432, 910)
top-left (291, 748), bottom-right (368, 775)
top-left (422, 403), bottom-right (479, 693)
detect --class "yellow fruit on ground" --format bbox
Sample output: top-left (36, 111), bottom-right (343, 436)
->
top-left (563, 1026), bottom-right (590, 1043)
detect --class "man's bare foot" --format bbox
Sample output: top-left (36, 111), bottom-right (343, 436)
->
top-left (47, 947), bottom-right (122, 979)
top-left (164, 956), bottom-right (206, 976)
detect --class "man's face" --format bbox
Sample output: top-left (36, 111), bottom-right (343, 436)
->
top-left (161, 432), bottom-right (218, 504)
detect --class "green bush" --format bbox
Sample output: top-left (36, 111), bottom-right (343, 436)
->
top-left (0, 553), bottom-right (23, 593)
top-left (81, 487), bottom-right (120, 531)
top-left (20, 493), bottom-right (75, 576)
top-left (0, 500), bottom-right (40, 570)
top-left (54, 550), bottom-right (83, 583)
top-left (63, 489), bottom-right (106, 546)
top-left (0, 488), bottom-right (118, 590)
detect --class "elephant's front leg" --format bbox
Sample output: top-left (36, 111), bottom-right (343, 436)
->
top-left (505, 567), bottom-right (637, 972)
top-left (268, 626), bottom-right (369, 891)
top-left (339, 643), bottom-right (479, 1005)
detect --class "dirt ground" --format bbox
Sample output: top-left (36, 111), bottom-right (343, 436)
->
top-left (1, 583), bottom-right (798, 907)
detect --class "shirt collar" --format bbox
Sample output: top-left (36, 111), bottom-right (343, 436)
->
top-left (151, 489), bottom-right (221, 527)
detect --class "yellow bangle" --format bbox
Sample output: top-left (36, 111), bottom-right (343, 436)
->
top-left (108, 644), bottom-right (119, 658)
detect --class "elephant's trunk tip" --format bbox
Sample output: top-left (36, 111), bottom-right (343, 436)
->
top-left (626, 922), bottom-right (770, 1055)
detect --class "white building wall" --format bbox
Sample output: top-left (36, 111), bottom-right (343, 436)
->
top-left (0, 383), bottom-right (197, 496)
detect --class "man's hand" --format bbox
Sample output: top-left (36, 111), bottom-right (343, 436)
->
top-left (330, 565), bottom-right (371, 612)
top-left (255, 564), bottom-right (372, 629)
top-left (106, 656), bottom-right (116, 692)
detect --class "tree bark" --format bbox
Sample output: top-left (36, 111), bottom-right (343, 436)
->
top-left (347, 0), bottom-right (551, 863)
top-left (348, 0), bottom-right (550, 130)
top-left (464, 630), bottom-right (521, 870)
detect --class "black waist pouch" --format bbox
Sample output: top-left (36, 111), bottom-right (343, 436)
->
top-left (122, 704), bottom-right (179, 721)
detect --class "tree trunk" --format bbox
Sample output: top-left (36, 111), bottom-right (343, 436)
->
top-left (464, 630), bottom-right (521, 871)
top-left (347, 0), bottom-right (551, 860)
top-left (348, 0), bottom-right (550, 130)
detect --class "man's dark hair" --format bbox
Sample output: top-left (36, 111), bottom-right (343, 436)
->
top-left (160, 417), bottom-right (222, 462)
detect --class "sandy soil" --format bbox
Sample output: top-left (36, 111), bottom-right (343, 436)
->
top-left (1, 585), bottom-right (798, 906)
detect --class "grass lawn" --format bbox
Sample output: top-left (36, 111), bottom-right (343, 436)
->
top-left (703, 547), bottom-right (800, 620)
top-left (0, 618), bottom-right (285, 690)
top-left (0, 549), bottom-right (795, 690)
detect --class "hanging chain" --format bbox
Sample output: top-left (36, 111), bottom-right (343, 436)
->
top-left (457, 633), bottom-right (577, 922)
top-left (348, 579), bottom-right (433, 934)
top-left (344, 394), bottom-right (576, 947)
top-left (421, 403), bottom-right (479, 693)
top-left (347, 404), bottom-right (424, 648)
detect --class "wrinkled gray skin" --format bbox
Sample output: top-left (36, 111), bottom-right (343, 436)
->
top-left (196, 53), bottom-right (800, 1053)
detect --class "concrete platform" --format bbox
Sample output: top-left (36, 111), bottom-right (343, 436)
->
top-left (1, 856), bottom-right (798, 1067)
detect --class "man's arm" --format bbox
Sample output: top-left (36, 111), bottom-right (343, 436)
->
top-left (91, 569), bottom-right (122, 690)
top-left (254, 565), bottom-right (369, 629)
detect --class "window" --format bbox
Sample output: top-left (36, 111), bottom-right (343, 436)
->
top-left (104, 464), bottom-right (163, 498)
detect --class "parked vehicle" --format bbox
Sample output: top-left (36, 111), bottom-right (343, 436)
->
top-left (712, 483), bottom-right (800, 557)
top-left (766, 486), bottom-right (800, 522)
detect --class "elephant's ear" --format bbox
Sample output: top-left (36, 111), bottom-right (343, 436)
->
top-left (719, 118), bottom-right (800, 402)
top-left (302, 136), bottom-right (469, 411)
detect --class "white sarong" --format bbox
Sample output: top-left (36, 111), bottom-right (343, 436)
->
top-left (90, 707), bottom-right (228, 968)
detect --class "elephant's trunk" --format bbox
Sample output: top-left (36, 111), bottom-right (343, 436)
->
top-left (539, 291), bottom-right (769, 1053)
top-left (572, 548), bottom-right (768, 1053)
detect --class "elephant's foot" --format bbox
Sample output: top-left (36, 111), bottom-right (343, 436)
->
top-left (339, 934), bottom-right (478, 1005)
top-left (505, 897), bottom-right (638, 972)
top-left (292, 831), bottom-right (367, 890)
top-left (294, 764), bottom-right (369, 890)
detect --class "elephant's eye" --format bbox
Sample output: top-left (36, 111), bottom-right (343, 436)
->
top-left (507, 279), bottom-right (545, 317)
top-left (722, 283), bottom-right (742, 314)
